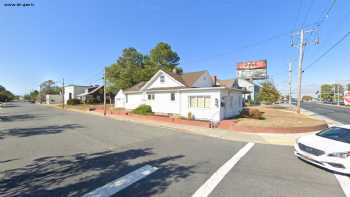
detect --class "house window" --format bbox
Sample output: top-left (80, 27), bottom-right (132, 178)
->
top-left (189, 96), bottom-right (210, 108)
top-left (69, 93), bottom-right (72, 100)
top-left (170, 93), bottom-right (175, 101)
top-left (215, 98), bottom-right (219, 107)
top-left (160, 75), bottom-right (165, 83)
top-left (126, 95), bottom-right (128, 103)
top-left (148, 94), bottom-right (155, 100)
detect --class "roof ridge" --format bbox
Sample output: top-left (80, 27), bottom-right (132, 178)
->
top-left (182, 70), bottom-right (207, 75)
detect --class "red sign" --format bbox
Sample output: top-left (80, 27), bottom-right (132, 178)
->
top-left (345, 91), bottom-right (350, 105)
top-left (237, 60), bottom-right (267, 70)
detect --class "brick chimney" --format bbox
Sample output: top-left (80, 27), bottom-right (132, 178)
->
top-left (213, 76), bottom-right (217, 86)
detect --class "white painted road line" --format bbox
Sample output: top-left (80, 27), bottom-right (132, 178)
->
top-left (335, 174), bottom-right (350, 197)
top-left (83, 165), bottom-right (158, 197)
top-left (192, 142), bottom-right (255, 197)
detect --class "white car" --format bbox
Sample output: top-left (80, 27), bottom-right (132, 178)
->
top-left (294, 125), bottom-right (350, 175)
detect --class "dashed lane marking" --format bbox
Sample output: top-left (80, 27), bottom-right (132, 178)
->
top-left (192, 142), bottom-right (255, 197)
top-left (83, 165), bottom-right (158, 197)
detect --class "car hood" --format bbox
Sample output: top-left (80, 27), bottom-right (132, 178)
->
top-left (298, 134), bottom-right (350, 153)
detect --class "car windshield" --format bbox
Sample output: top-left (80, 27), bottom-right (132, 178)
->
top-left (317, 127), bottom-right (350, 144)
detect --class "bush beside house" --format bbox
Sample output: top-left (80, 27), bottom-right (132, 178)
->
top-left (240, 108), bottom-right (264, 120)
top-left (67, 99), bottom-right (81, 105)
top-left (132, 104), bottom-right (153, 115)
top-left (85, 98), bottom-right (99, 104)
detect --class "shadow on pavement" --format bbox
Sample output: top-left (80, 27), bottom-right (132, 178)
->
top-left (0, 124), bottom-right (82, 139)
top-left (0, 159), bottom-right (19, 164)
top-left (0, 148), bottom-right (195, 197)
top-left (0, 114), bottom-right (46, 122)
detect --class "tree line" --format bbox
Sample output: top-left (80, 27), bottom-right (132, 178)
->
top-left (105, 42), bottom-right (182, 93)
top-left (320, 83), bottom-right (350, 102)
top-left (0, 85), bottom-right (15, 102)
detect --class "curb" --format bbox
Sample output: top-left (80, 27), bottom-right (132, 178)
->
top-left (43, 105), bottom-right (321, 146)
top-left (225, 124), bottom-right (328, 133)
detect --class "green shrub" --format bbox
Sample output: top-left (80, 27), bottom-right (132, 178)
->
top-left (240, 108), bottom-right (264, 120)
top-left (86, 98), bottom-right (99, 104)
top-left (132, 104), bottom-right (153, 115)
top-left (67, 99), bottom-right (81, 105)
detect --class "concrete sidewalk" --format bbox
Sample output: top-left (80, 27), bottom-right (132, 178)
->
top-left (49, 105), bottom-right (318, 146)
top-left (278, 104), bottom-right (343, 126)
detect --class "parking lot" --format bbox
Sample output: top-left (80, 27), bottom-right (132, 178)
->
top-left (0, 102), bottom-right (348, 197)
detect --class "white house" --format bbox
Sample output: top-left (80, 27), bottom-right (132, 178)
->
top-left (64, 85), bottom-right (90, 104)
top-left (46, 94), bottom-right (62, 104)
top-left (237, 78), bottom-right (261, 103)
top-left (115, 69), bottom-right (244, 122)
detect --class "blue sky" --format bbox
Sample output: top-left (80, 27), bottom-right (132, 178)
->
top-left (1, 0), bottom-right (349, 95)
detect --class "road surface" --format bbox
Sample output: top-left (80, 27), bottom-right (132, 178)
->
top-left (0, 102), bottom-right (347, 197)
top-left (301, 102), bottom-right (350, 124)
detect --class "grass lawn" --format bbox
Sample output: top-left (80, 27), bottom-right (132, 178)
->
top-left (56, 104), bottom-right (114, 111)
top-left (234, 105), bottom-right (326, 128)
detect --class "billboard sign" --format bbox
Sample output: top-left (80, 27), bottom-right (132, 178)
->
top-left (236, 60), bottom-right (267, 80)
top-left (345, 91), bottom-right (350, 105)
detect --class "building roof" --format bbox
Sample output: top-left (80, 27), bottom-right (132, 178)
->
top-left (162, 69), bottom-right (207, 87)
top-left (124, 70), bottom-right (208, 92)
top-left (147, 87), bottom-right (190, 91)
top-left (181, 70), bottom-right (207, 87)
top-left (65, 84), bottom-right (91, 88)
top-left (218, 79), bottom-right (235, 88)
top-left (125, 81), bottom-right (147, 92)
top-left (77, 85), bottom-right (103, 97)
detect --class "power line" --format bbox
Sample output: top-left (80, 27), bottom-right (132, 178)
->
top-left (304, 30), bottom-right (350, 71)
top-left (184, 29), bottom-right (294, 66)
top-left (238, 32), bottom-right (290, 50)
top-left (315, 0), bottom-right (337, 26)
top-left (301, 0), bottom-right (315, 27)
top-left (294, 0), bottom-right (303, 30)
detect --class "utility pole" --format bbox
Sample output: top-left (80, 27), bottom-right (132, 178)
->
top-left (103, 67), bottom-right (107, 116)
top-left (333, 83), bottom-right (336, 104)
top-left (288, 62), bottom-right (292, 107)
top-left (291, 27), bottom-right (319, 113)
top-left (296, 29), bottom-right (305, 114)
top-left (337, 83), bottom-right (340, 106)
top-left (62, 78), bottom-right (65, 109)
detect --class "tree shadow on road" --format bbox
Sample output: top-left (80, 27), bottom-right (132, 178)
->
top-left (0, 124), bottom-right (83, 139)
top-left (0, 114), bottom-right (46, 122)
top-left (0, 148), bottom-right (196, 197)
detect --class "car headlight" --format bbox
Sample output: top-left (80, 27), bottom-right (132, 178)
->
top-left (328, 152), bottom-right (350, 158)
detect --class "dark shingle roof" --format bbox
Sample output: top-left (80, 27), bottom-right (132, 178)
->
top-left (124, 69), bottom-right (208, 92)
top-left (181, 70), bottom-right (207, 87)
top-left (162, 69), bottom-right (207, 87)
top-left (218, 79), bottom-right (235, 88)
top-left (125, 81), bottom-right (146, 92)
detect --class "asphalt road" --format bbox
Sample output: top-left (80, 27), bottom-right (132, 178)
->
top-left (0, 102), bottom-right (347, 197)
top-left (301, 102), bottom-right (350, 124)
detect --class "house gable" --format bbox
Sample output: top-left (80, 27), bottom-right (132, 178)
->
top-left (191, 71), bottom-right (213, 88)
top-left (141, 70), bottom-right (186, 91)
